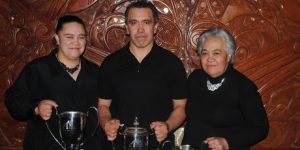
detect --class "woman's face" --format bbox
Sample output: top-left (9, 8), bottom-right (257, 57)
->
top-left (55, 22), bottom-right (86, 61)
top-left (200, 37), bottom-right (231, 78)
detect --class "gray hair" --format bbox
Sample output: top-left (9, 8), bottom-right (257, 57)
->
top-left (197, 27), bottom-right (236, 64)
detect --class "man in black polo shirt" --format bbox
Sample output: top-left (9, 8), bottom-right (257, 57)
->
top-left (5, 15), bottom-right (103, 150)
top-left (98, 1), bottom-right (187, 150)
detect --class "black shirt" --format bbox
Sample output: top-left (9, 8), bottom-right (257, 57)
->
top-left (98, 43), bottom-right (187, 149)
top-left (182, 65), bottom-right (269, 150)
top-left (5, 50), bottom-right (103, 150)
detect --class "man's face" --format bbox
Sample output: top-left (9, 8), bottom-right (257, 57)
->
top-left (200, 37), bottom-right (230, 78)
top-left (55, 22), bottom-right (86, 60)
top-left (126, 8), bottom-right (158, 50)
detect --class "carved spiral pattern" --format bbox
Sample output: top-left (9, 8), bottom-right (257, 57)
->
top-left (0, 0), bottom-right (300, 149)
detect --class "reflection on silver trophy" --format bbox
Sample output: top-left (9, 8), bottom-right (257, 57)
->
top-left (123, 126), bottom-right (148, 150)
top-left (46, 107), bottom-right (98, 150)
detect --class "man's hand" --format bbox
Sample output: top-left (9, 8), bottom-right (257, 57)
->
top-left (205, 137), bottom-right (229, 150)
top-left (34, 100), bottom-right (58, 120)
top-left (150, 121), bottom-right (169, 142)
top-left (103, 119), bottom-right (120, 141)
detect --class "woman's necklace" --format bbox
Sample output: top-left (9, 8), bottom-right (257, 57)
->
top-left (58, 62), bottom-right (80, 74)
top-left (56, 54), bottom-right (80, 74)
top-left (207, 78), bottom-right (225, 91)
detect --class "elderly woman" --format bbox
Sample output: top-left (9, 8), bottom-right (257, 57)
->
top-left (182, 27), bottom-right (269, 150)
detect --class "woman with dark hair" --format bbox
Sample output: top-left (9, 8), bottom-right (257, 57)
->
top-left (182, 27), bottom-right (269, 150)
top-left (5, 15), bottom-right (103, 150)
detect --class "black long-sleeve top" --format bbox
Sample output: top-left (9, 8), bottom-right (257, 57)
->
top-left (5, 50), bottom-right (103, 150)
top-left (182, 65), bottom-right (269, 150)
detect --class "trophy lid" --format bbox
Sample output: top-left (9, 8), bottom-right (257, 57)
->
top-left (124, 117), bottom-right (148, 136)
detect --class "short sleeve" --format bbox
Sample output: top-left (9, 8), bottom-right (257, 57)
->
top-left (98, 57), bottom-right (113, 99)
top-left (168, 57), bottom-right (187, 100)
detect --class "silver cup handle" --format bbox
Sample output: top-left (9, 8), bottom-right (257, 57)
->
top-left (45, 106), bottom-right (65, 150)
top-left (82, 106), bottom-right (99, 145)
top-left (160, 140), bottom-right (175, 150)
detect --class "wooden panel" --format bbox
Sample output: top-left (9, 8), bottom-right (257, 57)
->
top-left (0, 0), bottom-right (299, 149)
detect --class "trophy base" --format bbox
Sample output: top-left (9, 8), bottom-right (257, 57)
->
top-left (66, 143), bottom-right (82, 150)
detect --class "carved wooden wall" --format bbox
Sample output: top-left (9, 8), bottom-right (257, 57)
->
top-left (0, 0), bottom-right (299, 149)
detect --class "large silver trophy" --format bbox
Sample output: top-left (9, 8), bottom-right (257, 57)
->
top-left (46, 107), bottom-right (98, 150)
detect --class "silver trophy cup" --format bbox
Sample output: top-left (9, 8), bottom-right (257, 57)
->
top-left (123, 126), bottom-right (149, 150)
top-left (46, 107), bottom-right (98, 150)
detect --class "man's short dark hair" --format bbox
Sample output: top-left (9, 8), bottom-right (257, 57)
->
top-left (125, 0), bottom-right (159, 24)
top-left (55, 15), bottom-right (86, 33)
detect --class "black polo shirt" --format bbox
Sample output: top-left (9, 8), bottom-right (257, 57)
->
top-left (98, 43), bottom-right (187, 127)
top-left (5, 50), bottom-right (103, 150)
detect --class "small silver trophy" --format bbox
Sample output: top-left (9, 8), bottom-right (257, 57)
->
top-left (119, 117), bottom-right (149, 150)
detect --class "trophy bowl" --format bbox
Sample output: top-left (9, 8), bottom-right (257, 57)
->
top-left (59, 111), bottom-right (86, 149)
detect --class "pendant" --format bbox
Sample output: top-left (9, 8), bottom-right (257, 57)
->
top-left (206, 78), bottom-right (225, 91)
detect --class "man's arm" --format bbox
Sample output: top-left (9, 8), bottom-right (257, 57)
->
top-left (151, 98), bottom-right (187, 142)
top-left (98, 98), bottom-right (112, 128)
top-left (166, 98), bottom-right (187, 131)
top-left (98, 98), bottom-right (120, 141)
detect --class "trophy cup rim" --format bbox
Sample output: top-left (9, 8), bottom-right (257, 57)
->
top-left (124, 127), bottom-right (148, 135)
top-left (59, 111), bottom-right (87, 117)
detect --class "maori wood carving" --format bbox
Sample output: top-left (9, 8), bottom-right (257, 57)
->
top-left (0, 0), bottom-right (299, 149)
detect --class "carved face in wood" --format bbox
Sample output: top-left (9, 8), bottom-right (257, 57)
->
top-left (55, 22), bottom-right (86, 61)
top-left (200, 37), bottom-right (231, 78)
top-left (126, 8), bottom-right (158, 51)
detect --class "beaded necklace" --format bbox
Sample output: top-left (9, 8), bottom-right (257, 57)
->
top-left (56, 53), bottom-right (80, 74)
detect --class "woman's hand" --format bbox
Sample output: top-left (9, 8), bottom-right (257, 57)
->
top-left (34, 100), bottom-right (58, 120)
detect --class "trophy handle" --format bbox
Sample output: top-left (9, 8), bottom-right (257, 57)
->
top-left (83, 106), bottom-right (99, 144)
top-left (160, 140), bottom-right (173, 150)
top-left (118, 124), bottom-right (125, 135)
top-left (45, 106), bottom-right (65, 150)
